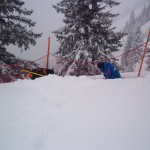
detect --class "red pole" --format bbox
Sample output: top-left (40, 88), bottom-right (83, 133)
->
top-left (46, 37), bottom-right (50, 69)
top-left (138, 30), bottom-right (150, 77)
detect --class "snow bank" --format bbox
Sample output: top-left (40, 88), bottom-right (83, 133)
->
top-left (0, 75), bottom-right (150, 150)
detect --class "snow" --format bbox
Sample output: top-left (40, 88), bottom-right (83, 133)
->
top-left (0, 75), bottom-right (150, 150)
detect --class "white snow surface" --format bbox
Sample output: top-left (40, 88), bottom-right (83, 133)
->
top-left (0, 75), bottom-right (150, 150)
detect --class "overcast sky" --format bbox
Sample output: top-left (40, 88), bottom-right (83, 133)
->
top-left (8, 0), bottom-right (149, 60)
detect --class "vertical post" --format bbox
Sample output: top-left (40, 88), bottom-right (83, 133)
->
top-left (138, 30), bottom-right (150, 77)
top-left (46, 37), bottom-right (50, 69)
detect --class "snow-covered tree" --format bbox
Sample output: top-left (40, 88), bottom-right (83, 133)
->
top-left (146, 48), bottom-right (150, 71)
top-left (138, 5), bottom-right (147, 26)
top-left (145, 2), bottom-right (150, 23)
top-left (121, 26), bottom-right (143, 72)
top-left (135, 2), bottom-right (150, 27)
top-left (121, 33), bottom-right (134, 71)
top-left (0, 47), bottom-right (37, 83)
top-left (123, 21), bottom-right (129, 33)
top-left (53, 0), bottom-right (124, 76)
top-left (0, 0), bottom-right (42, 51)
top-left (124, 10), bottom-right (137, 33)
top-left (122, 1), bottom-right (150, 73)
top-left (0, 0), bottom-right (41, 82)
top-left (132, 26), bottom-right (143, 62)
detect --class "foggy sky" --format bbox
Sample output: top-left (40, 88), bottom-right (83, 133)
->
top-left (8, 0), bottom-right (149, 60)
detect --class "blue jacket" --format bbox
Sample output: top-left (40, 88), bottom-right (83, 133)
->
top-left (102, 62), bottom-right (121, 79)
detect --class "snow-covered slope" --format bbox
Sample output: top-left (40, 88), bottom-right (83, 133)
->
top-left (0, 75), bottom-right (150, 150)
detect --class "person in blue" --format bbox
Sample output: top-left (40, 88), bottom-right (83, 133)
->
top-left (97, 62), bottom-right (121, 79)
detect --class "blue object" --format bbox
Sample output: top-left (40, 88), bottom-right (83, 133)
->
top-left (102, 62), bottom-right (121, 79)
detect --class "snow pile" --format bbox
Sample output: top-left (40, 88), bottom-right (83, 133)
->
top-left (0, 75), bottom-right (150, 150)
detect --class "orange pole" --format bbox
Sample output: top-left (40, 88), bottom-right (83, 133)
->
top-left (46, 37), bottom-right (50, 69)
top-left (138, 30), bottom-right (150, 77)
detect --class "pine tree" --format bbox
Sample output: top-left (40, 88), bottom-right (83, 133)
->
top-left (121, 26), bottom-right (143, 72)
top-left (53, 0), bottom-right (124, 76)
top-left (126, 10), bottom-right (137, 33)
top-left (0, 0), bottom-right (42, 51)
top-left (145, 2), bottom-right (150, 23)
top-left (121, 33), bottom-right (135, 72)
top-left (0, 48), bottom-right (37, 83)
top-left (139, 5), bottom-right (147, 26)
top-left (136, 3), bottom-right (150, 27)
top-left (123, 21), bottom-right (129, 33)
top-left (146, 48), bottom-right (150, 71)
top-left (132, 26), bottom-right (143, 64)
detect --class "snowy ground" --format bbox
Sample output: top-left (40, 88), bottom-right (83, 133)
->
top-left (0, 75), bottom-right (150, 150)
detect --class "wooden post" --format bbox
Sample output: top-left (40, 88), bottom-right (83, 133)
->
top-left (138, 30), bottom-right (150, 77)
top-left (46, 37), bottom-right (50, 69)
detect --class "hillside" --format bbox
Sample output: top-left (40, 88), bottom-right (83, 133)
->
top-left (0, 1), bottom-right (150, 150)
top-left (0, 75), bottom-right (150, 150)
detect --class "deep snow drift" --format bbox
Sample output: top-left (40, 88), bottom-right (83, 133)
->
top-left (0, 75), bottom-right (150, 150)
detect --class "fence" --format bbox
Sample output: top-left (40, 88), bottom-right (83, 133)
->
top-left (0, 30), bottom-right (150, 83)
